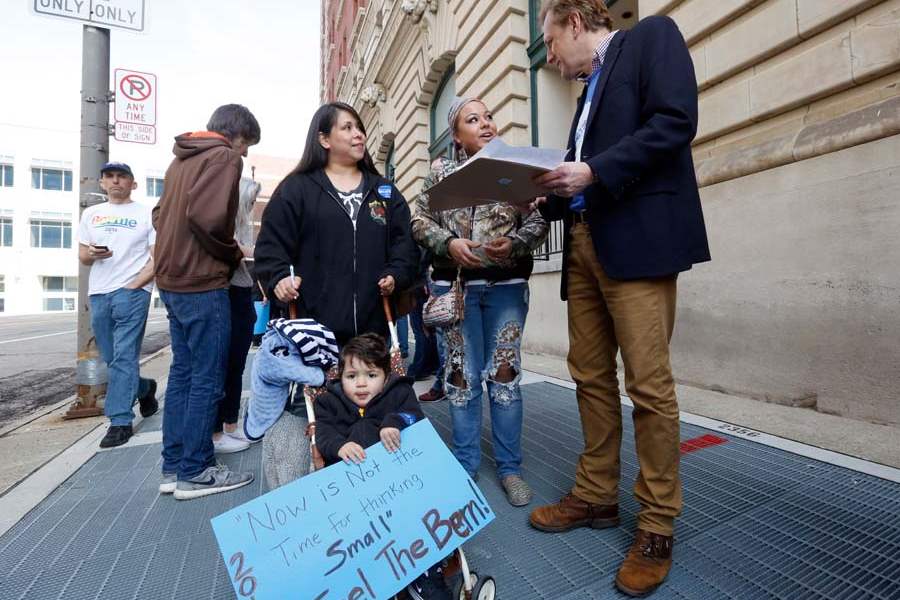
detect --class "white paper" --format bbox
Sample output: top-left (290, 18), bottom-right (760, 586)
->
top-left (473, 138), bottom-right (566, 171)
top-left (425, 139), bottom-right (566, 211)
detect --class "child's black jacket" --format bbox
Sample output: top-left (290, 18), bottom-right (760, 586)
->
top-left (315, 374), bottom-right (424, 465)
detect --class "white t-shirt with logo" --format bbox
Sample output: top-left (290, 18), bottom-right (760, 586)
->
top-left (78, 201), bottom-right (156, 295)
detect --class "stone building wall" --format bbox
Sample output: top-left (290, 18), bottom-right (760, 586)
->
top-left (325, 0), bottom-right (900, 425)
top-left (646, 0), bottom-right (900, 424)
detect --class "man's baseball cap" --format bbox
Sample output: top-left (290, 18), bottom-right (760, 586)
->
top-left (99, 162), bottom-right (133, 177)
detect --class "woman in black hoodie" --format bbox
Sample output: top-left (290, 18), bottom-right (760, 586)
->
top-left (254, 102), bottom-right (417, 346)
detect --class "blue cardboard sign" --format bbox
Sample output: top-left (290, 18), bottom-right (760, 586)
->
top-left (211, 420), bottom-right (494, 600)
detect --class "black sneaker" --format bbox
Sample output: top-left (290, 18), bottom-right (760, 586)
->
top-left (99, 425), bottom-right (133, 448)
top-left (407, 564), bottom-right (451, 600)
top-left (136, 379), bottom-right (158, 418)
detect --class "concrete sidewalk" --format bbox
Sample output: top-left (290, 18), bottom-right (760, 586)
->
top-left (523, 351), bottom-right (900, 470)
top-left (2, 345), bottom-right (897, 535)
top-left (0, 349), bottom-right (172, 517)
top-left (1, 346), bottom-right (898, 599)
top-left (0, 356), bottom-right (898, 599)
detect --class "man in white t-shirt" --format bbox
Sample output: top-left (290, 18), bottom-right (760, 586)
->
top-left (78, 162), bottom-right (158, 448)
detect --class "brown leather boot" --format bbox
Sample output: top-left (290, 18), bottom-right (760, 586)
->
top-left (529, 492), bottom-right (619, 532)
top-left (615, 529), bottom-right (674, 597)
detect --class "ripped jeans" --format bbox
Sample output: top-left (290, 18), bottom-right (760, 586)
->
top-left (433, 281), bottom-right (529, 478)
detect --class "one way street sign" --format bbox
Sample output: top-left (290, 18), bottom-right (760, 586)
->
top-left (32, 0), bottom-right (147, 33)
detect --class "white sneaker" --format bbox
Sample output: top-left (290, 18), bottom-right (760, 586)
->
top-left (226, 426), bottom-right (260, 445)
top-left (213, 434), bottom-right (250, 454)
top-left (159, 472), bottom-right (176, 494)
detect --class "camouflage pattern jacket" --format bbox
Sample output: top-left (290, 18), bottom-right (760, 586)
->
top-left (411, 157), bottom-right (549, 282)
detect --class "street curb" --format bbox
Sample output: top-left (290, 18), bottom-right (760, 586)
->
top-left (0, 346), bottom-right (171, 537)
top-left (0, 345), bottom-right (170, 439)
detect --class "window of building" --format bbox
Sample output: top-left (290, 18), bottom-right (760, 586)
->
top-left (429, 67), bottom-right (456, 161)
top-left (0, 163), bottom-right (13, 187)
top-left (43, 298), bottom-right (75, 311)
top-left (42, 276), bottom-right (78, 292)
top-left (31, 167), bottom-right (73, 191)
top-left (41, 276), bottom-right (77, 312)
top-left (30, 218), bottom-right (72, 249)
top-left (384, 142), bottom-right (396, 182)
top-left (0, 216), bottom-right (12, 247)
top-left (146, 177), bottom-right (164, 197)
top-left (0, 275), bottom-right (5, 313)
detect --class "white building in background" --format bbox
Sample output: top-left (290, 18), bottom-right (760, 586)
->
top-left (0, 124), bottom-right (168, 316)
top-left (0, 123), bottom-right (297, 316)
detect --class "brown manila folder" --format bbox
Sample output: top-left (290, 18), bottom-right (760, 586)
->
top-left (426, 138), bottom-right (566, 211)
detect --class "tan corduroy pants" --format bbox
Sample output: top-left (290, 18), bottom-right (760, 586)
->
top-left (566, 223), bottom-right (682, 536)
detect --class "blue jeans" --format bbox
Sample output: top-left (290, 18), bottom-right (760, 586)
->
top-left (160, 289), bottom-right (230, 479)
top-left (431, 328), bottom-right (446, 393)
top-left (90, 288), bottom-right (151, 426)
top-left (217, 285), bottom-right (256, 431)
top-left (408, 288), bottom-right (439, 379)
top-left (397, 315), bottom-right (409, 355)
top-left (433, 282), bottom-right (529, 478)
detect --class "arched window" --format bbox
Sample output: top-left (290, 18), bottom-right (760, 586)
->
top-left (429, 67), bottom-right (456, 160)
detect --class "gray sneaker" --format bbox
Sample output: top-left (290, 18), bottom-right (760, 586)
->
top-left (173, 464), bottom-right (254, 500)
top-left (501, 474), bottom-right (533, 507)
top-left (159, 472), bottom-right (176, 494)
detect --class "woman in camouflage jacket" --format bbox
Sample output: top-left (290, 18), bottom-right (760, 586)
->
top-left (411, 97), bottom-right (549, 507)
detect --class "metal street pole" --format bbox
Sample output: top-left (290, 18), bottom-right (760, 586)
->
top-left (66, 24), bottom-right (111, 419)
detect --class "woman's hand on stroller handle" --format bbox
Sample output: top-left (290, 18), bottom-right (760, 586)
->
top-left (378, 275), bottom-right (396, 296)
top-left (274, 275), bottom-right (302, 303)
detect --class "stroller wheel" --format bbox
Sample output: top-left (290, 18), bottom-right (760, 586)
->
top-left (472, 576), bottom-right (496, 600)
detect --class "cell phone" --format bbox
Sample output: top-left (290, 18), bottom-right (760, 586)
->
top-left (93, 245), bottom-right (109, 251)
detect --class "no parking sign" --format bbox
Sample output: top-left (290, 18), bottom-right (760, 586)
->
top-left (114, 68), bottom-right (157, 144)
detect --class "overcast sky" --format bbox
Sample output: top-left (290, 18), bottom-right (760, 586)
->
top-left (0, 1), bottom-right (321, 169)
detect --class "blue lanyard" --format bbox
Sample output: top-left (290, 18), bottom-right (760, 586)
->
top-left (570, 68), bottom-right (602, 214)
top-left (584, 67), bottom-right (602, 105)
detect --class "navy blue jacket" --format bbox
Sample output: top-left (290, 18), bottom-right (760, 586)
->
top-left (540, 16), bottom-right (711, 297)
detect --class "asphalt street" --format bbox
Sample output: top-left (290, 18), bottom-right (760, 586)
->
top-left (0, 309), bottom-right (170, 429)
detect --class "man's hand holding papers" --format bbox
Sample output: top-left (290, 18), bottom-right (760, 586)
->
top-left (533, 162), bottom-right (595, 198)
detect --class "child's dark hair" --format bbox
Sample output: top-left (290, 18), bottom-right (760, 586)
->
top-left (339, 333), bottom-right (390, 375)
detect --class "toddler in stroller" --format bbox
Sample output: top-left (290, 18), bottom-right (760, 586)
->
top-left (314, 332), bottom-right (452, 600)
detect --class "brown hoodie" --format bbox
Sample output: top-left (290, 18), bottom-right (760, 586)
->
top-left (152, 132), bottom-right (244, 292)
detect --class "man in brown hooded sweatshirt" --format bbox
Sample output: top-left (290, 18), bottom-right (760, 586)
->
top-left (152, 104), bottom-right (260, 500)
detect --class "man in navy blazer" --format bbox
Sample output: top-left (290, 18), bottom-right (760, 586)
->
top-left (528, 1), bottom-right (710, 596)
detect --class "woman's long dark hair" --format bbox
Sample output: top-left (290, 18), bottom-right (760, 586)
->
top-left (291, 102), bottom-right (378, 176)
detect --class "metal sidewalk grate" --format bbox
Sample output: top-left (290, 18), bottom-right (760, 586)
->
top-left (0, 381), bottom-right (898, 599)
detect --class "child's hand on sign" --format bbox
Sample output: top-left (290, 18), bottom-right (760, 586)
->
top-left (380, 427), bottom-right (401, 453)
top-left (338, 442), bottom-right (366, 464)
